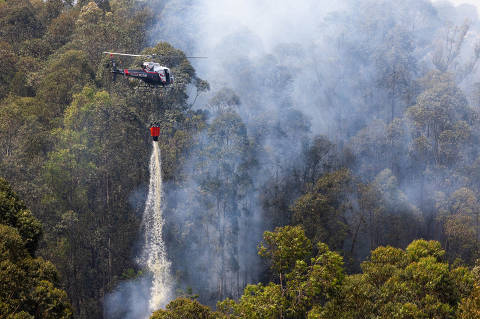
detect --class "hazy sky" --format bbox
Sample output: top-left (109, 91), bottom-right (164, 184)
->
top-left (437, 0), bottom-right (479, 11)
top-left (451, 0), bottom-right (479, 5)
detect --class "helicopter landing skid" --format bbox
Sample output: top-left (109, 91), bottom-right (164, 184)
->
top-left (135, 84), bottom-right (162, 90)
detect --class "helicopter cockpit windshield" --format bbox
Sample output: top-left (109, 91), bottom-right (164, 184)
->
top-left (143, 62), bottom-right (156, 72)
top-left (152, 63), bottom-right (162, 72)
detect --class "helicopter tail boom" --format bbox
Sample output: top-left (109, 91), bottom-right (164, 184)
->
top-left (111, 61), bottom-right (121, 81)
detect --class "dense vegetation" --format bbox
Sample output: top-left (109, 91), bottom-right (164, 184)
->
top-left (0, 178), bottom-right (72, 318)
top-left (153, 226), bottom-right (480, 318)
top-left (0, 0), bottom-right (206, 316)
top-left (2, 0), bottom-right (480, 318)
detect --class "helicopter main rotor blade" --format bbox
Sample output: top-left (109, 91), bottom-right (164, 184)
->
top-left (103, 51), bottom-right (207, 59)
top-left (103, 52), bottom-right (144, 57)
top-left (148, 54), bottom-right (208, 59)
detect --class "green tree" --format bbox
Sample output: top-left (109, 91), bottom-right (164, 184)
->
top-left (436, 187), bottom-right (480, 264)
top-left (9, 56), bottom-right (39, 97)
top-left (72, 1), bottom-right (153, 65)
top-left (0, 41), bottom-right (17, 99)
top-left (151, 297), bottom-right (220, 319)
top-left (292, 169), bottom-right (353, 251)
top-left (407, 71), bottom-right (473, 168)
top-left (258, 225), bottom-right (312, 288)
top-left (36, 50), bottom-right (95, 115)
top-left (0, 178), bottom-right (42, 255)
top-left (326, 240), bottom-right (474, 319)
top-left (0, 0), bottom-right (44, 49)
top-left (285, 243), bottom-right (344, 317)
top-left (41, 86), bottom-right (147, 317)
top-left (43, 9), bottom-right (78, 51)
top-left (458, 262), bottom-right (480, 319)
top-left (0, 179), bottom-right (72, 318)
top-left (220, 226), bottom-right (344, 319)
top-left (218, 283), bottom-right (286, 319)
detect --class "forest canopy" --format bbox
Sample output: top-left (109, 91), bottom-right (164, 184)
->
top-left (2, 0), bottom-right (480, 318)
top-left (0, 178), bottom-right (72, 318)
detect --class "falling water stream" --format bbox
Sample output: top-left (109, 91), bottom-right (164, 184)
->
top-left (140, 142), bottom-right (172, 313)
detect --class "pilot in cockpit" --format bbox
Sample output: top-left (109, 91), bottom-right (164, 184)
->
top-left (144, 63), bottom-right (154, 72)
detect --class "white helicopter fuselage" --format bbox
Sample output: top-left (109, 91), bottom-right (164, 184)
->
top-left (142, 62), bottom-right (172, 84)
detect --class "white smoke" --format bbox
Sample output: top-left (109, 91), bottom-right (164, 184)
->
top-left (143, 0), bottom-right (480, 308)
top-left (155, 0), bottom-right (347, 133)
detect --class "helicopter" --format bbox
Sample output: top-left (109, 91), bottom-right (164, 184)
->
top-left (103, 51), bottom-right (206, 87)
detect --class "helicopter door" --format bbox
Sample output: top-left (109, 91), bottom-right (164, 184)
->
top-left (164, 69), bottom-right (170, 84)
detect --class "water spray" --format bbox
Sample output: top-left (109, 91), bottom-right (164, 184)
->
top-left (139, 126), bottom-right (171, 313)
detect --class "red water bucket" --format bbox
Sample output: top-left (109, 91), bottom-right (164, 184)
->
top-left (150, 126), bottom-right (160, 141)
